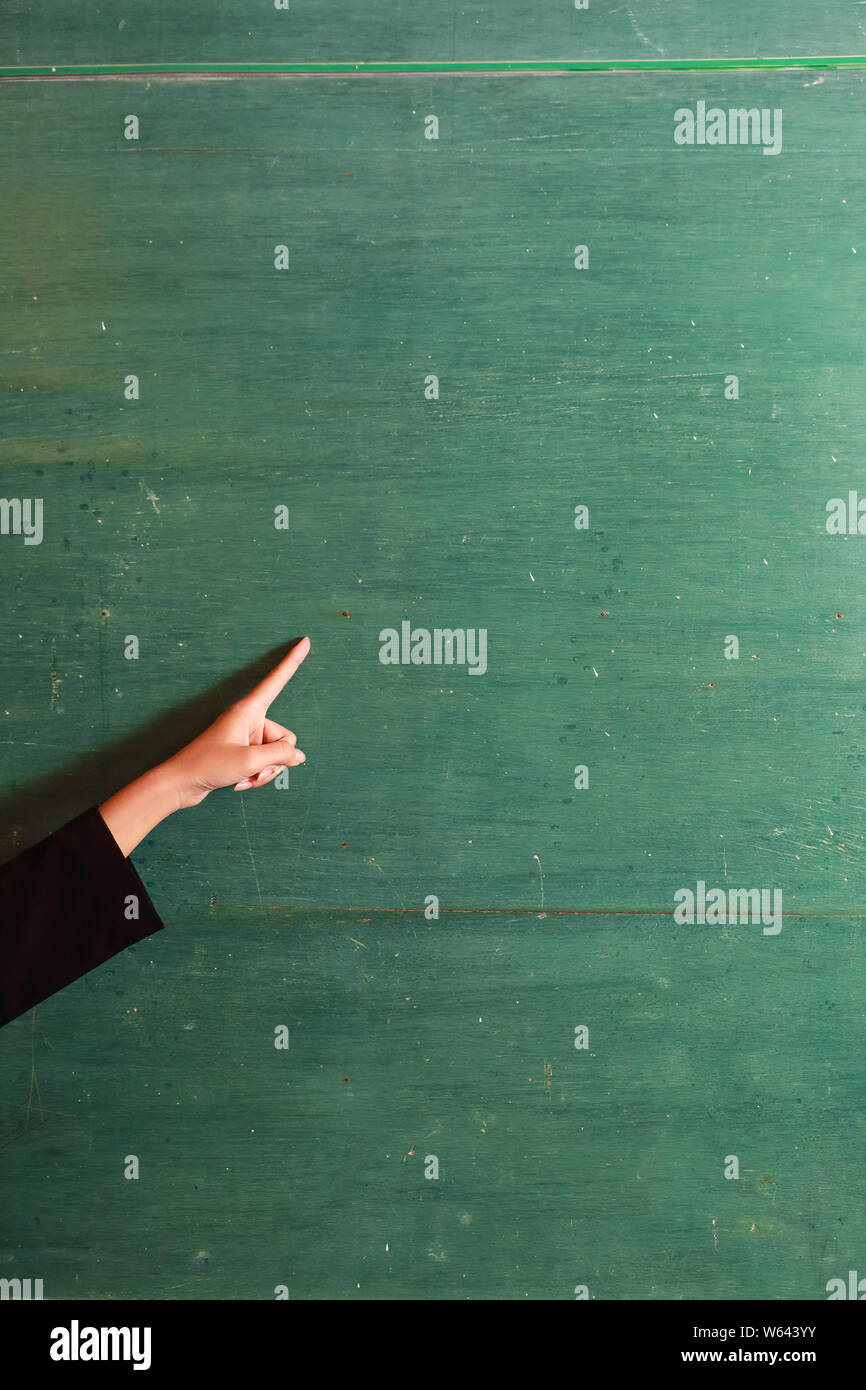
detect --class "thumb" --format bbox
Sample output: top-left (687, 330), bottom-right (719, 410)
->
top-left (242, 737), bottom-right (305, 778)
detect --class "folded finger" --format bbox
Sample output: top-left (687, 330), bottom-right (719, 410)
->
top-left (263, 718), bottom-right (296, 745)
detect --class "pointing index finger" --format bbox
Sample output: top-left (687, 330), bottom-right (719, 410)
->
top-left (246, 636), bottom-right (310, 710)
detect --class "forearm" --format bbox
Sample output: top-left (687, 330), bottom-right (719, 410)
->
top-left (0, 804), bottom-right (166, 1027)
top-left (98, 759), bottom-right (183, 858)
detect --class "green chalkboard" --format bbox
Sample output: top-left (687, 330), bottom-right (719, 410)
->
top-left (1, 52), bottom-right (866, 1301)
top-left (2, 0), bottom-right (866, 67)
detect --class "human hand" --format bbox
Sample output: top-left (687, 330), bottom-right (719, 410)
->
top-left (166, 637), bottom-right (310, 809)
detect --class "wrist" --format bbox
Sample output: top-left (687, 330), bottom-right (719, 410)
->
top-left (162, 751), bottom-right (210, 810)
top-left (153, 757), bottom-right (190, 813)
top-left (99, 759), bottom-right (185, 857)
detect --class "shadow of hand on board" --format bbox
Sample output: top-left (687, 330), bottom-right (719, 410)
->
top-left (0, 641), bottom-right (305, 865)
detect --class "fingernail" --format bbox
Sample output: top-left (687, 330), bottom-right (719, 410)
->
top-left (295, 750), bottom-right (306, 763)
top-left (235, 779), bottom-right (253, 790)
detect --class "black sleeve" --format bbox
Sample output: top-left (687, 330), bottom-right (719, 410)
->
top-left (0, 805), bottom-right (166, 1028)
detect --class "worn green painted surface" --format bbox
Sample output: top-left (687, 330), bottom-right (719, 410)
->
top-left (1, 63), bottom-right (866, 1299)
top-left (2, 0), bottom-right (866, 66)
top-left (3, 907), bottom-right (864, 1300)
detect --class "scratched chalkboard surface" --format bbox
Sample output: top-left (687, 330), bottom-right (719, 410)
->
top-left (2, 29), bottom-right (866, 1302)
top-left (2, 1), bottom-right (866, 66)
